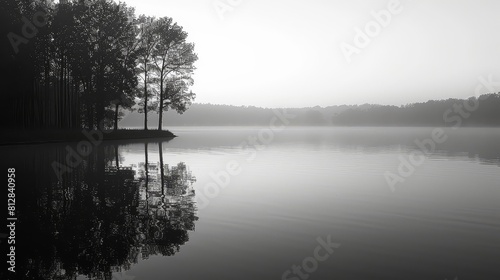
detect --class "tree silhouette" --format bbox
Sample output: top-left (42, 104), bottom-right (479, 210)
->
top-left (109, 4), bottom-right (141, 130)
top-left (157, 76), bottom-right (196, 128)
top-left (1, 0), bottom-right (195, 132)
top-left (150, 16), bottom-right (198, 130)
top-left (136, 15), bottom-right (157, 131)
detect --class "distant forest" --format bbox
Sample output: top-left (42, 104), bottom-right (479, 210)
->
top-left (1, 0), bottom-right (197, 131)
top-left (121, 94), bottom-right (500, 127)
top-left (331, 93), bottom-right (500, 127)
top-left (119, 103), bottom-right (367, 127)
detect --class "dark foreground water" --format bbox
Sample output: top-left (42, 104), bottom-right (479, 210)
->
top-left (1, 127), bottom-right (500, 280)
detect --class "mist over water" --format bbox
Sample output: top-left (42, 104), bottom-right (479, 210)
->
top-left (2, 127), bottom-right (500, 279)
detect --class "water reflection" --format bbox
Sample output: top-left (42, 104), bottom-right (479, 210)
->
top-left (168, 127), bottom-right (500, 167)
top-left (2, 127), bottom-right (500, 280)
top-left (6, 141), bottom-right (197, 280)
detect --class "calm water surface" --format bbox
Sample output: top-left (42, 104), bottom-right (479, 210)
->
top-left (2, 127), bottom-right (500, 279)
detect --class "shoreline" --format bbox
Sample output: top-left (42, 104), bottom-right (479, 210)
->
top-left (0, 129), bottom-right (176, 146)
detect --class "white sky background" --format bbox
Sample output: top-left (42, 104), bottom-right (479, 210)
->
top-left (122, 0), bottom-right (500, 107)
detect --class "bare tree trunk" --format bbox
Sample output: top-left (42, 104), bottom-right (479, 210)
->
top-left (143, 64), bottom-right (148, 131)
top-left (159, 142), bottom-right (165, 209)
top-left (115, 144), bottom-right (120, 169)
top-left (158, 73), bottom-right (164, 131)
top-left (114, 103), bottom-right (119, 131)
top-left (144, 142), bottom-right (149, 211)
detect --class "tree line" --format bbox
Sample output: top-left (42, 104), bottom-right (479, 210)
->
top-left (331, 93), bottom-right (500, 127)
top-left (119, 103), bottom-right (365, 126)
top-left (119, 95), bottom-right (500, 127)
top-left (1, 0), bottom-right (197, 131)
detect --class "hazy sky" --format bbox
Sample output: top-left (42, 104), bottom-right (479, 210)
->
top-left (124, 0), bottom-right (500, 107)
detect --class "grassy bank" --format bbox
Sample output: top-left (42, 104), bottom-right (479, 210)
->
top-left (0, 129), bottom-right (176, 146)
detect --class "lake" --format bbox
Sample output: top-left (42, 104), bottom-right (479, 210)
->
top-left (2, 127), bottom-right (500, 279)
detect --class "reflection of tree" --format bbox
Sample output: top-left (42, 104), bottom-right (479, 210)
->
top-left (136, 142), bottom-right (197, 259)
top-left (14, 142), bottom-right (197, 279)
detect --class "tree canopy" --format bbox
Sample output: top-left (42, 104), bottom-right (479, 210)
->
top-left (1, 0), bottom-right (197, 131)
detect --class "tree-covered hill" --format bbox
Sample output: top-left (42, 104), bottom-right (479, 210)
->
top-left (331, 93), bottom-right (500, 127)
top-left (120, 94), bottom-right (500, 127)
